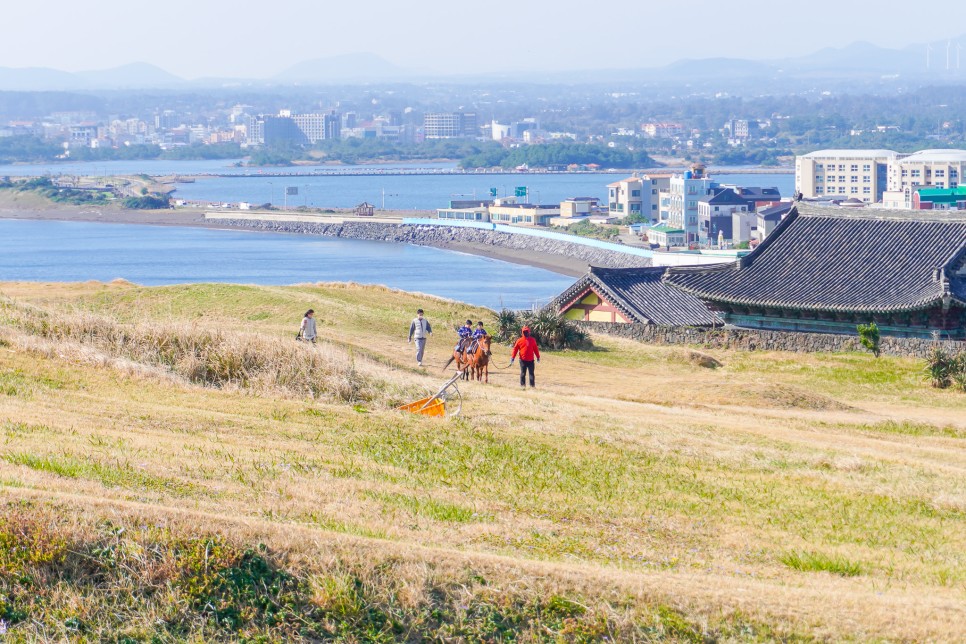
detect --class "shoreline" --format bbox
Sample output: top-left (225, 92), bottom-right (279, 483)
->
top-left (0, 203), bottom-right (588, 278)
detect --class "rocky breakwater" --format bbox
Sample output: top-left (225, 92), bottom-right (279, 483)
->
top-left (210, 218), bottom-right (652, 271)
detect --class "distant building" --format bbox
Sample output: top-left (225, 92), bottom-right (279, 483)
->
top-left (912, 186), bottom-right (966, 210)
top-left (424, 112), bottom-right (477, 138)
top-left (754, 202), bottom-right (794, 242)
top-left (888, 149), bottom-right (966, 192)
top-left (248, 111), bottom-right (340, 146)
top-left (488, 202), bottom-right (560, 226)
top-left (667, 164), bottom-right (718, 243)
top-left (642, 122), bottom-right (685, 138)
top-left (646, 224), bottom-right (687, 248)
top-left (559, 197), bottom-right (600, 219)
top-left (795, 150), bottom-right (896, 203)
top-left (728, 186), bottom-right (783, 211)
top-left (607, 173), bottom-right (670, 221)
top-left (724, 118), bottom-right (750, 143)
top-left (697, 188), bottom-right (750, 244)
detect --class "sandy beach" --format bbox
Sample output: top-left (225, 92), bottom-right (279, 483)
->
top-left (0, 194), bottom-right (588, 277)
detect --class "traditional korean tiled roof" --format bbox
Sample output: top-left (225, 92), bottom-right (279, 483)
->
top-left (552, 266), bottom-right (721, 326)
top-left (664, 204), bottom-right (966, 314)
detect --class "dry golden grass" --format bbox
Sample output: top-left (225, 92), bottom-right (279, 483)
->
top-left (0, 280), bottom-right (964, 640)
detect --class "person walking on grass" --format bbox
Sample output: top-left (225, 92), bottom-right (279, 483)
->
top-left (509, 325), bottom-right (540, 388)
top-left (298, 309), bottom-right (317, 344)
top-left (407, 308), bottom-right (432, 367)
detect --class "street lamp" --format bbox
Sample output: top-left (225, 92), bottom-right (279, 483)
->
top-left (268, 181), bottom-right (274, 207)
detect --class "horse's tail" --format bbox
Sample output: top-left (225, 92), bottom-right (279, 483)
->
top-left (442, 355), bottom-right (455, 371)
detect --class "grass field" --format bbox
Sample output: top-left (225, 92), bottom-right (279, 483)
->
top-left (0, 280), bottom-right (964, 641)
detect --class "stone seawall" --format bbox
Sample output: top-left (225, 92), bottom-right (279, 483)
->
top-left (209, 219), bottom-right (652, 270)
top-left (575, 322), bottom-right (966, 359)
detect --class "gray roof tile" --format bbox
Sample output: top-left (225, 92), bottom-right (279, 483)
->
top-left (665, 204), bottom-right (966, 313)
top-left (553, 266), bottom-right (721, 326)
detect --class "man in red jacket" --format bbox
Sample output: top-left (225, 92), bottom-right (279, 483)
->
top-left (510, 326), bottom-right (541, 388)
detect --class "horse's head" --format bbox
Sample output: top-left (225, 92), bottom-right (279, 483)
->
top-left (480, 334), bottom-right (491, 350)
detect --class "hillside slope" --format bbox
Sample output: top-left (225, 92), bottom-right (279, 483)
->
top-left (1, 281), bottom-right (964, 640)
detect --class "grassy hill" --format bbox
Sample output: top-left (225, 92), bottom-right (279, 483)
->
top-left (0, 281), bottom-right (964, 641)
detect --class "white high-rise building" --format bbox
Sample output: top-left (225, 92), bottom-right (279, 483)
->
top-left (795, 150), bottom-right (896, 203)
top-left (887, 149), bottom-right (966, 192)
top-left (667, 165), bottom-right (718, 243)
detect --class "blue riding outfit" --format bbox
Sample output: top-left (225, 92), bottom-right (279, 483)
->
top-left (455, 324), bottom-right (473, 351)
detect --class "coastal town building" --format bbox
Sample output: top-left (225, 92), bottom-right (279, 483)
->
top-left (667, 165), bottom-right (718, 244)
top-left (697, 188), bottom-right (751, 244)
top-left (664, 204), bottom-right (966, 339)
top-left (646, 224), bottom-right (686, 248)
top-left (246, 110), bottom-right (340, 146)
top-left (753, 202), bottom-right (794, 242)
top-left (887, 149), bottom-right (966, 193)
top-left (488, 202), bottom-right (560, 227)
top-left (552, 266), bottom-right (720, 326)
top-left (607, 176), bottom-right (644, 218)
top-left (423, 112), bottom-right (478, 139)
top-left (913, 186), bottom-right (966, 210)
top-left (436, 196), bottom-right (566, 227)
top-left (795, 150), bottom-right (896, 203)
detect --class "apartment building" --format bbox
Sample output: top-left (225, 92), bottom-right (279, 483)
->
top-left (887, 149), bottom-right (966, 192)
top-left (606, 173), bottom-right (670, 221)
top-left (667, 165), bottom-right (718, 243)
top-left (697, 188), bottom-right (750, 244)
top-left (795, 150), bottom-right (896, 203)
top-left (247, 110), bottom-right (340, 146)
top-left (423, 112), bottom-right (478, 138)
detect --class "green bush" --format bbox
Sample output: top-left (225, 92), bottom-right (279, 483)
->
top-left (856, 322), bottom-right (881, 358)
top-left (925, 346), bottom-right (963, 389)
top-left (495, 308), bottom-right (590, 350)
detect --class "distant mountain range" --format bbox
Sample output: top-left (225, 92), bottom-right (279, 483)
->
top-left (0, 36), bottom-right (963, 91)
top-left (0, 62), bottom-right (182, 91)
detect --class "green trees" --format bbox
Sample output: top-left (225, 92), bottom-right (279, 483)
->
top-left (460, 142), bottom-right (654, 170)
top-left (856, 322), bottom-right (881, 358)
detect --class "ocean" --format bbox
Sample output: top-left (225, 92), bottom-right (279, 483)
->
top-left (0, 219), bottom-right (573, 310)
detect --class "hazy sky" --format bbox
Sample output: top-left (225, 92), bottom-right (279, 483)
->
top-left (3, 0), bottom-right (965, 78)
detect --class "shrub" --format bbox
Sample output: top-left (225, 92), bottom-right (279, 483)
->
top-left (856, 322), bottom-right (880, 358)
top-left (953, 352), bottom-right (966, 393)
top-left (494, 308), bottom-right (519, 343)
top-left (925, 347), bottom-right (954, 389)
top-left (495, 308), bottom-right (590, 349)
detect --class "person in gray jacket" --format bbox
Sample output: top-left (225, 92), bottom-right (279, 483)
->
top-left (298, 309), bottom-right (317, 343)
top-left (407, 308), bottom-right (432, 366)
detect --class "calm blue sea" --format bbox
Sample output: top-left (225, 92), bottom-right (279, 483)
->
top-left (173, 171), bottom-right (795, 211)
top-left (0, 159), bottom-right (795, 211)
top-left (0, 219), bottom-right (573, 310)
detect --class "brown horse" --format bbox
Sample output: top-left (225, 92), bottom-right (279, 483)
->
top-left (465, 334), bottom-right (492, 383)
top-left (442, 338), bottom-right (473, 380)
top-left (442, 334), bottom-right (491, 382)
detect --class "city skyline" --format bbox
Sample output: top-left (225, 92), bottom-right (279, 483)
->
top-left (3, 0), bottom-right (966, 80)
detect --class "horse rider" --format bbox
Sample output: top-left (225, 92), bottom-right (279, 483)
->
top-left (468, 320), bottom-right (489, 356)
top-left (455, 319), bottom-right (473, 356)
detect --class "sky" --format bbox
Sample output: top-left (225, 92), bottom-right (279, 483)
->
top-left (2, 0), bottom-right (966, 79)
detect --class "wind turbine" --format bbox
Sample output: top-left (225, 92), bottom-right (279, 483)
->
top-left (926, 43), bottom-right (933, 70)
top-left (947, 40), bottom-right (952, 71)
top-left (958, 42), bottom-right (963, 71)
